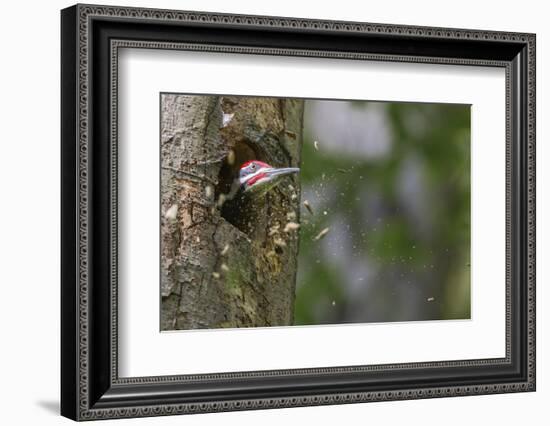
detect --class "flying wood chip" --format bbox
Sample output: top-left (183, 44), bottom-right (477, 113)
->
top-left (313, 227), bottom-right (330, 241)
top-left (303, 200), bottom-right (314, 215)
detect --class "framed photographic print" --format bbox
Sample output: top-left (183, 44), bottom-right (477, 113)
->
top-left (61, 3), bottom-right (536, 421)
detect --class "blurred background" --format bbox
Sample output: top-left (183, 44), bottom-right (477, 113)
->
top-left (295, 99), bottom-right (471, 325)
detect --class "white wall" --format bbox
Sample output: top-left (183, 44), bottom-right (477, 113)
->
top-left (0, 0), bottom-right (546, 424)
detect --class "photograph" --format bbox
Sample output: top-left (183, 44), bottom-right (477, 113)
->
top-left (160, 94), bottom-right (471, 331)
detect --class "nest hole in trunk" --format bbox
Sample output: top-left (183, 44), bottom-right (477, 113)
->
top-left (216, 139), bottom-right (263, 235)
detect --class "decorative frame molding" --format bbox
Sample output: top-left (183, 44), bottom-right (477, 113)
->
top-left (61, 3), bottom-right (535, 421)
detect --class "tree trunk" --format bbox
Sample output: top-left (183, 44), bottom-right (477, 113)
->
top-left (160, 94), bottom-right (304, 330)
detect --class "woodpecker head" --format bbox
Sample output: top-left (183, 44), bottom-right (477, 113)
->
top-left (238, 160), bottom-right (299, 194)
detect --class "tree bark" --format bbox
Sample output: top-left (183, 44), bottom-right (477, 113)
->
top-left (160, 94), bottom-right (304, 330)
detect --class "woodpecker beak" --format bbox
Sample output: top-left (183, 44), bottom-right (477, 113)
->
top-left (243, 166), bottom-right (299, 193)
top-left (264, 167), bottom-right (300, 179)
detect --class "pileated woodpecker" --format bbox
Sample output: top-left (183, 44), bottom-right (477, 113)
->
top-left (221, 160), bottom-right (299, 231)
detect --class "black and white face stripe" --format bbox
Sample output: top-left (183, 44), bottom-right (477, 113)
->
top-left (239, 161), bottom-right (272, 185)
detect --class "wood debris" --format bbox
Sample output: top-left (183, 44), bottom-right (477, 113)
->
top-left (313, 227), bottom-right (330, 241)
top-left (274, 238), bottom-right (287, 248)
top-left (217, 193), bottom-right (227, 208)
top-left (164, 204), bottom-right (178, 221)
top-left (303, 200), bottom-right (314, 215)
top-left (268, 224), bottom-right (280, 236)
top-left (284, 222), bottom-right (300, 233)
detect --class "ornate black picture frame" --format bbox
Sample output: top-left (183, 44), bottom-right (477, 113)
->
top-left (61, 3), bottom-right (536, 421)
